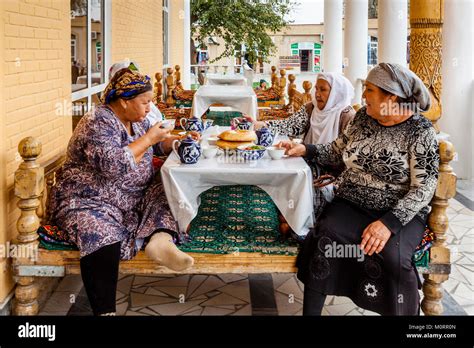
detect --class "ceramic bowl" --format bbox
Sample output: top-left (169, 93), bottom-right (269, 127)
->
top-left (236, 145), bottom-right (266, 161)
top-left (267, 146), bottom-right (286, 160)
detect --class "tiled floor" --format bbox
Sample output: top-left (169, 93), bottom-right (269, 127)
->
top-left (39, 181), bottom-right (474, 316)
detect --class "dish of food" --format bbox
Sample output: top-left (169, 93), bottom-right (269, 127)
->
top-left (218, 129), bottom-right (257, 142)
top-left (236, 144), bottom-right (266, 161)
top-left (216, 140), bottom-right (255, 150)
top-left (239, 145), bottom-right (266, 151)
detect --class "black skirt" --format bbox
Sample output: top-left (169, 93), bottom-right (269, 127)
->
top-left (296, 197), bottom-right (426, 315)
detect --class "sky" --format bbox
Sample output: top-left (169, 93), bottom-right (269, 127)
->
top-left (287, 0), bottom-right (324, 24)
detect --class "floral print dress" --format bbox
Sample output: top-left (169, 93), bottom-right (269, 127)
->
top-left (49, 106), bottom-right (178, 260)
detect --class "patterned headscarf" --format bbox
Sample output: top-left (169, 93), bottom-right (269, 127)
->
top-left (100, 68), bottom-right (152, 105)
top-left (366, 63), bottom-right (431, 112)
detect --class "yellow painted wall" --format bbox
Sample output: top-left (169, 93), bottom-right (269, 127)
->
top-left (111, 0), bottom-right (163, 80)
top-left (169, 0), bottom-right (185, 70)
top-left (0, 0), bottom-right (72, 304)
top-left (0, 0), bottom-right (9, 307)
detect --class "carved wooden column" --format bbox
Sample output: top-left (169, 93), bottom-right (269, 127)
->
top-left (165, 67), bottom-right (176, 106)
top-left (279, 69), bottom-right (287, 103)
top-left (153, 72), bottom-right (163, 104)
top-left (287, 74), bottom-right (296, 97)
top-left (174, 65), bottom-right (183, 89)
top-left (422, 140), bottom-right (457, 315)
top-left (409, 0), bottom-right (444, 131)
top-left (302, 81), bottom-right (313, 104)
top-left (270, 66), bottom-right (278, 87)
top-left (13, 137), bottom-right (43, 315)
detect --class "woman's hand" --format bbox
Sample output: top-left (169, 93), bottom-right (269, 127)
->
top-left (360, 220), bottom-right (392, 255)
top-left (275, 140), bottom-right (293, 151)
top-left (146, 122), bottom-right (172, 145)
top-left (129, 122), bottom-right (171, 163)
top-left (275, 141), bottom-right (307, 157)
top-left (159, 131), bottom-right (201, 155)
top-left (242, 114), bottom-right (255, 122)
top-left (181, 131), bottom-right (201, 141)
top-left (241, 114), bottom-right (266, 130)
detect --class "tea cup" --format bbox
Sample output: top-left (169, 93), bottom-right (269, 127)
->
top-left (202, 145), bottom-right (218, 159)
top-left (267, 146), bottom-right (286, 160)
top-left (207, 137), bottom-right (219, 146)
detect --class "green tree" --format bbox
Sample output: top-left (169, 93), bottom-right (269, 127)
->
top-left (191, 0), bottom-right (294, 65)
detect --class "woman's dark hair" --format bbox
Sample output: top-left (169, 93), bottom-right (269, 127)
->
top-left (378, 86), bottom-right (413, 104)
top-left (378, 85), bottom-right (416, 112)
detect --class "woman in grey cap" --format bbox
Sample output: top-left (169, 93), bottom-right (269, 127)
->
top-left (277, 63), bottom-right (439, 315)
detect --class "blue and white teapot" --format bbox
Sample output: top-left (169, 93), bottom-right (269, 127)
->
top-left (255, 127), bottom-right (275, 147)
top-left (180, 117), bottom-right (213, 133)
top-left (172, 136), bottom-right (201, 164)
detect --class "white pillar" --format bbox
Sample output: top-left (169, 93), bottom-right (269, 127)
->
top-left (182, 0), bottom-right (191, 89)
top-left (323, 0), bottom-right (343, 73)
top-left (344, 0), bottom-right (368, 104)
top-left (439, 0), bottom-right (474, 180)
top-left (378, 0), bottom-right (408, 65)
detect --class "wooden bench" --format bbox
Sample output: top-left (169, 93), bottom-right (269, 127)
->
top-left (11, 136), bottom-right (456, 316)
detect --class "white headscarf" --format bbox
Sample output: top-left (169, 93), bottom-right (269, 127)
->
top-left (304, 73), bottom-right (354, 145)
top-left (108, 60), bottom-right (163, 125)
top-left (108, 60), bottom-right (140, 81)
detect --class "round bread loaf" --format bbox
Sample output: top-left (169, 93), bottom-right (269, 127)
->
top-left (216, 139), bottom-right (255, 150)
top-left (218, 129), bottom-right (257, 142)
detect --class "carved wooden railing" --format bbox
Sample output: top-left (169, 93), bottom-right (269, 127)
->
top-left (258, 80), bottom-right (311, 121)
top-left (153, 72), bottom-right (163, 105)
top-left (422, 140), bottom-right (457, 315)
top-left (163, 65), bottom-right (196, 106)
top-left (255, 66), bottom-right (287, 106)
top-left (13, 137), bottom-right (43, 315)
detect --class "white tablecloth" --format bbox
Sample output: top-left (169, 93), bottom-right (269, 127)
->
top-left (161, 128), bottom-right (315, 236)
top-left (192, 85), bottom-right (258, 118)
top-left (206, 74), bottom-right (247, 86)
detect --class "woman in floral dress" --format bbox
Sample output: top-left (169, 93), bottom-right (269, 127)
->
top-left (50, 69), bottom-right (194, 315)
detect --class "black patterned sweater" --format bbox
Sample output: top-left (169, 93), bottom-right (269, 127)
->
top-left (305, 106), bottom-right (439, 234)
top-left (265, 104), bottom-right (355, 139)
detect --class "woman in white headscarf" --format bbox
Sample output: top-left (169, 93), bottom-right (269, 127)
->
top-left (108, 60), bottom-right (163, 126)
top-left (254, 73), bottom-right (356, 145)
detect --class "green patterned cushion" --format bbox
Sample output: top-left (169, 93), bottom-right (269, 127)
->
top-left (205, 111), bottom-right (242, 126)
top-left (175, 100), bottom-right (193, 108)
top-left (179, 185), bottom-right (299, 255)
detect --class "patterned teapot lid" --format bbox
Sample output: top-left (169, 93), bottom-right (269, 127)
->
top-left (181, 135), bottom-right (197, 144)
